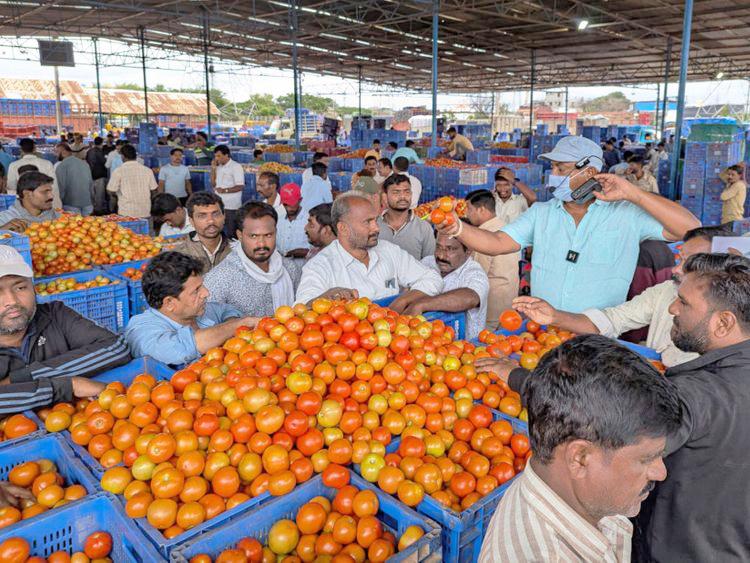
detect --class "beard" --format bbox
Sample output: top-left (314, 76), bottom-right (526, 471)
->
top-left (0, 303), bottom-right (36, 335)
top-left (671, 313), bottom-right (711, 354)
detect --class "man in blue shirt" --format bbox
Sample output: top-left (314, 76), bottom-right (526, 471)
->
top-left (300, 161), bottom-right (333, 213)
top-left (158, 148), bottom-right (192, 205)
top-left (391, 140), bottom-right (423, 164)
top-left (124, 251), bottom-right (258, 367)
top-left (437, 136), bottom-right (701, 312)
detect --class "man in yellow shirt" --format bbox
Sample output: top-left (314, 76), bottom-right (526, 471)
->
top-left (445, 127), bottom-right (474, 161)
top-left (364, 140), bottom-right (381, 160)
top-left (720, 165), bottom-right (747, 224)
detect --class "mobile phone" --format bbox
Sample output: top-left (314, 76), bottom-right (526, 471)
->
top-left (571, 178), bottom-right (602, 203)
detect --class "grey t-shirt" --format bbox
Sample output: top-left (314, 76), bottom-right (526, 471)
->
top-left (377, 211), bottom-right (436, 261)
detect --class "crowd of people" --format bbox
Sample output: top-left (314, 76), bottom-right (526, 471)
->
top-left (2, 132), bottom-right (750, 562)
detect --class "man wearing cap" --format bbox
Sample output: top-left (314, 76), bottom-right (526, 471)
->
top-left (437, 136), bottom-right (700, 312)
top-left (296, 192), bottom-right (443, 308)
top-left (0, 172), bottom-right (61, 233)
top-left (276, 183), bottom-right (311, 259)
top-left (0, 247), bottom-right (130, 414)
top-left (353, 176), bottom-right (383, 213)
top-left (300, 161), bottom-right (332, 213)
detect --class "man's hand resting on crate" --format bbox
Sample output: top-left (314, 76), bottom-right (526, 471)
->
top-left (71, 377), bottom-right (106, 399)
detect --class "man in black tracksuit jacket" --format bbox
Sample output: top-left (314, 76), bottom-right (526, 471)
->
top-left (0, 247), bottom-right (131, 414)
top-left (478, 253), bottom-right (750, 561)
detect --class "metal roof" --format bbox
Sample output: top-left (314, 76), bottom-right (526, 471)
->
top-left (0, 79), bottom-right (220, 115)
top-left (0, 1), bottom-right (747, 93)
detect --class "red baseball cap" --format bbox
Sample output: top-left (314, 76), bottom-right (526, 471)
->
top-left (279, 182), bottom-right (302, 205)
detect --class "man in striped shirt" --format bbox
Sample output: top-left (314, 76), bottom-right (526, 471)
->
top-left (479, 335), bottom-right (682, 562)
top-left (0, 247), bottom-right (130, 414)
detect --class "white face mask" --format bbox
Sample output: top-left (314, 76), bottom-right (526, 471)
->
top-left (548, 174), bottom-right (573, 202)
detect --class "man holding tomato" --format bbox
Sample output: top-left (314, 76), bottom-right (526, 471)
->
top-left (0, 246), bottom-right (129, 416)
top-left (125, 251), bottom-right (259, 367)
top-left (479, 335), bottom-right (682, 562)
top-left (437, 136), bottom-right (701, 312)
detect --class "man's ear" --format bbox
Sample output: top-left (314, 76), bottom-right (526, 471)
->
top-left (564, 439), bottom-right (595, 480)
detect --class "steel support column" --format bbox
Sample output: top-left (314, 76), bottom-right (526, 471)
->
top-left (668, 2), bottom-right (693, 201)
top-left (660, 38), bottom-right (673, 140)
top-left (202, 10), bottom-right (212, 137)
top-left (93, 38), bottom-right (104, 135)
top-left (290, 0), bottom-right (300, 148)
top-left (138, 26), bottom-right (149, 122)
top-left (431, 0), bottom-right (439, 149)
top-left (654, 83), bottom-right (661, 135)
top-left (529, 49), bottom-right (536, 137)
top-left (358, 65), bottom-right (362, 118)
top-left (53, 66), bottom-right (62, 136)
top-left (564, 86), bottom-right (569, 131)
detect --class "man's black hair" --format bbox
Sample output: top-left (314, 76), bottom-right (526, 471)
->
top-left (214, 145), bottom-right (230, 157)
top-left (465, 189), bottom-right (497, 213)
top-left (258, 171), bottom-right (280, 189)
top-left (17, 171), bottom-right (54, 197)
top-left (313, 152), bottom-right (328, 162)
top-left (683, 253), bottom-right (750, 332)
top-left (253, 149), bottom-right (264, 159)
top-left (170, 147), bottom-right (183, 156)
top-left (378, 157), bottom-right (392, 168)
top-left (312, 162), bottom-right (327, 177)
top-left (186, 191), bottom-right (225, 217)
top-left (382, 173), bottom-right (411, 192)
top-left (17, 164), bottom-right (38, 176)
top-left (525, 335), bottom-right (682, 464)
top-left (684, 225), bottom-right (733, 243)
top-left (364, 155), bottom-right (377, 164)
top-left (309, 203), bottom-right (333, 231)
top-left (120, 144), bottom-right (137, 161)
top-left (19, 138), bottom-right (34, 154)
top-left (388, 142), bottom-right (398, 150)
top-left (142, 251), bottom-right (205, 310)
top-left (151, 193), bottom-right (181, 218)
top-left (405, 140), bottom-right (415, 148)
top-left (94, 137), bottom-right (103, 146)
top-left (393, 156), bottom-right (409, 172)
top-left (237, 201), bottom-right (278, 229)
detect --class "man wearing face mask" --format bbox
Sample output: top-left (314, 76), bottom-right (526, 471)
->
top-left (436, 136), bottom-right (700, 312)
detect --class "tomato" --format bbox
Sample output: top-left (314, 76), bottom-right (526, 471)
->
top-left (398, 524), bottom-right (425, 552)
top-left (0, 537), bottom-right (29, 563)
top-left (8, 461), bottom-right (40, 487)
top-left (510, 434), bottom-right (531, 457)
top-left (212, 466), bottom-right (241, 498)
top-left (322, 464), bottom-right (350, 488)
top-left (356, 515), bottom-right (383, 548)
top-left (398, 436), bottom-right (426, 459)
top-left (499, 310), bottom-right (523, 332)
top-left (100, 466), bottom-right (132, 495)
top-left (267, 519), bottom-right (299, 555)
top-left (352, 489), bottom-right (379, 518)
top-left (449, 471), bottom-right (476, 498)
top-left (490, 462), bottom-right (516, 485)
top-left (147, 498), bottom-right (178, 530)
top-left (396, 480), bottom-right (424, 507)
top-left (84, 531), bottom-right (112, 559)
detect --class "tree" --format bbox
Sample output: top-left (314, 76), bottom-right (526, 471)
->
top-left (581, 91), bottom-right (631, 113)
top-left (275, 93), bottom-right (335, 113)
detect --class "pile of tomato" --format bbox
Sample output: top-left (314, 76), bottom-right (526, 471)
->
top-left (0, 459), bottom-right (88, 531)
top-left (341, 149), bottom-right (370, 159)
top-left (35, 298), bottom-right (533, 542)
top-left (423, 158), bottom-right (482, 169)
top-left (0, 414), bottom-right (38, 443)
top-left (25, 215), bottom-right (164, 277)
top-left (121, 263), bottom-right (148, 281)
top-left (0, 531), bottom-right (111, 563)
top-left (191, 483), bottom-right (426, 562)
top-left (414, 196), bottom-right (468, 224)
top-left (34, 275), bottom-right (118, 297)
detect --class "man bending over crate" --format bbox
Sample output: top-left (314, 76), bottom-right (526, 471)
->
top-left (0, 247), bottom-right (131, 414)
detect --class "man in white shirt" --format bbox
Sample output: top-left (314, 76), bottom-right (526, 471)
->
top-left (512, 225), bottom-right (728, 367)
top-left (393, 156), bottom-right (422, 208)
top-left (211, 144), bottom-right (245, 239)
top-left (493, 168), bottom-right (536, 225)
top-left (296, 192), bottom-right (443, 310)
top-left (415, 231), bottom-right (490, 340)
top-left (374, 158), bottom-right (393, 186)
top-left (256, 171), bottom-right (284, 216)
top-left (276, 183), bottom-right (310, 259)
top-left (152, 193), bottom-right (193, 238)
top-left (7, 138), bottom-right (61, 209)
top-left (302, 152), bottom-right (331, 187)
top-left (158, 148), bottom-right (192, 205)
top-left (300, 161), bottom-right (333, 212)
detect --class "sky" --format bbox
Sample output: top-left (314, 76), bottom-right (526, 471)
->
top-left (2, 36), bottom-right (749, 113)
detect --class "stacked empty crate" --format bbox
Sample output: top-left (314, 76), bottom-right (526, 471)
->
top-left (350, 128), bottom-right (406, 151)
top-left (681, 140), bottom-right (743, 225)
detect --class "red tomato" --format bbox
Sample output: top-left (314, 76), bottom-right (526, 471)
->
top-left (84, 531), bottom-right (113, 559)
top-left (322, 464), bottom-right (350, 488)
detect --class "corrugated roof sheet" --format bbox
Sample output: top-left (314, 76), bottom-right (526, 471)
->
top-left (0, 79), bottom-right (219, 116)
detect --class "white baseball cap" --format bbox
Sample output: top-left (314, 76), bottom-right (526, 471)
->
top-left (0, 246), bottom-right (33, 279)
top-left (539, 136), bottom-right (604, 171)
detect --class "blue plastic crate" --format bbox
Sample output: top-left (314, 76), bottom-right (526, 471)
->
top-left (172, 473), bottom-right (441, 563)
top-left (35, 269), bottom-right (129, 333)
top-left (0, 434), bottom-right (99, 504)
top-left (619, 340), bottom-right (662, 361)
top-left (0, 229), bottom-right (32, 271)
top-left (0, 193), bottom-right (16, 210)
top-left (0, 411), bottom-right (45, 452)
top-left (0, 492), bottom-right (165, 562)
top-left (374, 295), bottom-right (466, 339)
top-left (103, 259), bottom-right (150, 316)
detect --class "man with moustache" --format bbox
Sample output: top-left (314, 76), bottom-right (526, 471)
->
top-left (479, 335), bottom-right (682, 562)
top-left (413, 230), bottom-right (489, 341)
top-left (0, 172), bottom-right (60, 232)
top-left (204, 201), bottom-right (302, 317)
top-left (173, 192), bottom-right (232, 271)
top-left (377, 174), bottom-right (435, 260)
